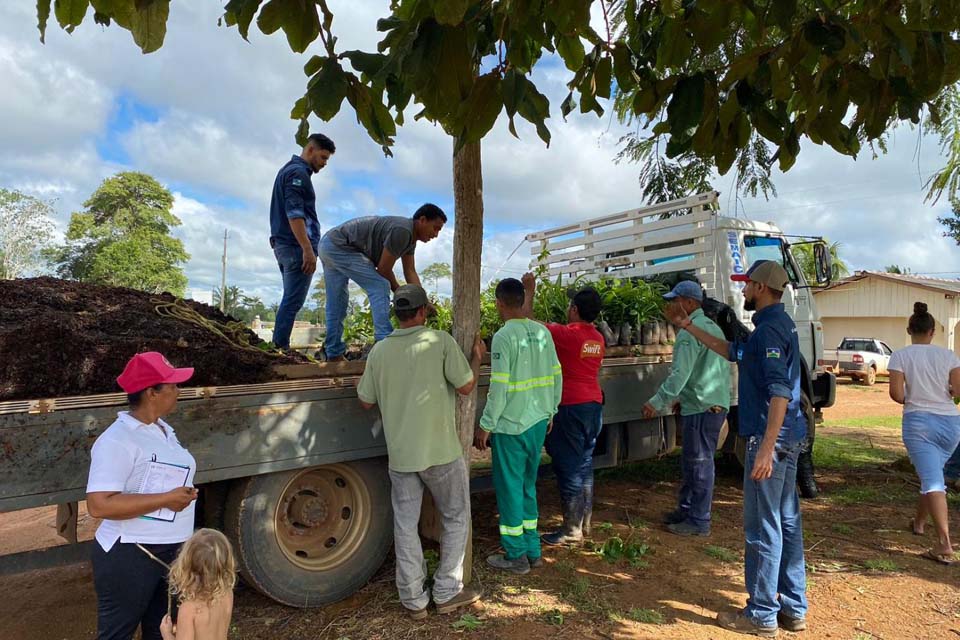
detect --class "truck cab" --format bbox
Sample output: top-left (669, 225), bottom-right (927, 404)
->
top-left (714, 216), bottom-right (836, 410)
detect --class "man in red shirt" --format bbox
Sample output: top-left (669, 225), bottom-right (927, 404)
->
top-left (522, 273), bottom-right (605, 545)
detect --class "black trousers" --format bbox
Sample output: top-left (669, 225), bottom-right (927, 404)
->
top-left (91, 541), bottom-right (181, 640)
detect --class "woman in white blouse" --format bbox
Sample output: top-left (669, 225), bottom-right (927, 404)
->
top-left (888, 302), bottom-right (960, 566)
top-left (86, 352), bottom-right (199, 640)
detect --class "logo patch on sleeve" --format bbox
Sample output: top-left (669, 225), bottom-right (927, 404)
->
top-left (492, 352), bottom-right (501, 360)
top-left (766, 348), bottom-right (781, 359)
top-left (292, 178), bottom-right (302, 186)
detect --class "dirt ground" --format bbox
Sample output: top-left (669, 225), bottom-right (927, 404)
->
top-left (2, 381), bottom-right (959, 640)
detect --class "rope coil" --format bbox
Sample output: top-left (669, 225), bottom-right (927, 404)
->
top-left (152, 298), bottom-right (280, 356)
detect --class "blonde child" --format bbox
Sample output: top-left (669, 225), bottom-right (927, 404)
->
top-left (160, 528), bottom-right (236, 640)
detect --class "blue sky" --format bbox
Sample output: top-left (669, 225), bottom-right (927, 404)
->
top-left (1, 2), bottom-right (957, 305)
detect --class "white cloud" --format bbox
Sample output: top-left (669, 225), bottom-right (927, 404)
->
top-left (0, 38), bottom-right (111, 153)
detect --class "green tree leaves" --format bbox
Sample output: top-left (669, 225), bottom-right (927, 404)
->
top-left (54, 0), bottom-right (88, 33)
top-left (257, 0), bottom-right (319, 53)
top-left (306, 57), bottom-right (348, 121)
top-left (33, 1), bottom-right (960, 203)
top-left (46, 172), bottom-right (189, 296)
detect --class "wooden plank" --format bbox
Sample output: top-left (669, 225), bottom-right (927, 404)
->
top-left (565, 256), bottom-right (713, 279)
top-left (546, 249), bottom-right (713, 278)
top-left (531, 209), bottom-right (714, 254)
top-left (525, 192), bottom-right (719, 242)
top-left (605, 344), bottom-right (674, 357)
top-left (541, 235), bottom-right (714, 273)
top-left (273, 361), bottom-right (367, 379)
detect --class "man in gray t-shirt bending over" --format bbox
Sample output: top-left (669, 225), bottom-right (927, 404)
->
top-left (319, 204), bottom-right (447, 360)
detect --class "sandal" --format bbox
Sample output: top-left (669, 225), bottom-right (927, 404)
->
top-left (921, 549), bottom-right (955, 565)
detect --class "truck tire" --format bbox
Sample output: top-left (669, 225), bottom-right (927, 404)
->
top-left (797, 392), bottom-right (819, 499)
top-left (224, 459), bottom-right (393, 607)
top-left (863, 367), bottom-right (877, 386)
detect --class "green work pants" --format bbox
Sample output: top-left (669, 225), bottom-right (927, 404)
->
top-left (491, 419), bottom-right (549, 560)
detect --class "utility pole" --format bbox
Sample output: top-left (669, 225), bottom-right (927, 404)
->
top-left (220, 229), bottom-right (228, 313)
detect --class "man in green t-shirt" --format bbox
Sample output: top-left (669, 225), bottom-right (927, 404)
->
top-left (476, 278), bottom-right (563, 575)
top-left (358, 284), bottom-right (485, 618)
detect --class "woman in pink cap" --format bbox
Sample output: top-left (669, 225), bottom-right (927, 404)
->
top-left (86, 352), bottom-right (199, 640)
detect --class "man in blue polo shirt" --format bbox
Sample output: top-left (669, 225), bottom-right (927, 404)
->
top-left (667, 260), bottom-right (808, 637)
top-left (268, 133), bottom-right (336, 349)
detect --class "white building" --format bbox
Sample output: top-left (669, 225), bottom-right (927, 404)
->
top-left (813, 271), bottom-right (960, 354)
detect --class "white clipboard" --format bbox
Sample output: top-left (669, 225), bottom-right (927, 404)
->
top-left (137, 459), bottom-right (191, 522)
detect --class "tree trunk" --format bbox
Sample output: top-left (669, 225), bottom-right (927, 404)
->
top-left (452, 138), bottom-right (483, 584)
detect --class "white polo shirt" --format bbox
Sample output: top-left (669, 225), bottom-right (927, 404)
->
top-left (86, 411), bottom-right (197, 552)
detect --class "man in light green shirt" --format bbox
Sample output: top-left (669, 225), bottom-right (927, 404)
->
top-left (642, 280), bottom-right (730, 537)
top-left (358, 284), bottom-right (485, 618)
top-left (475, 278), bottom-right (562, 574)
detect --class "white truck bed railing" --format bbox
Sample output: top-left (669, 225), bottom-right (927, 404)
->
top-left (525, 191), bottom-right (721, 286)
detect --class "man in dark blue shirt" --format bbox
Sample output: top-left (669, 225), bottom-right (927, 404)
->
top-left (269, 133), bottom-right (336, 349)
top-left (668, 260), bottom-right (808, 637)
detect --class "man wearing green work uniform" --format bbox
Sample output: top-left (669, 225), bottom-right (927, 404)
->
top-left (475, 278), bottom-right (563, 575)
top-left (358, 284), bottom-right (485, 618)
top-left (642, 280), bottom-right (731, 537)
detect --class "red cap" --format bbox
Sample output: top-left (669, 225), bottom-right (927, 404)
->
top-left (116, 352), bottom-right (194, 393)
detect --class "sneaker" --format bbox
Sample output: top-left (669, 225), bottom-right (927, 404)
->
top-left (716, 611), bottom-right (779, 637)
top-left (528, 556), bottom-right (544, 569)
top-left (662, 509), bottom-right (687, 525)
top-left (776, 611), bottom-right (807, 632)
top-left (435, 586), bottom-right (482, 615)
top-left (666, 521), bottom-right (710, 537)
top-left (407, 605), bottom-right (428, 620)
top-left (486, 553), bottom-right (530, 575)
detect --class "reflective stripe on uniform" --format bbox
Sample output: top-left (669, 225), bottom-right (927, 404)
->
top-left (506, 375), bottom-right (556, 393)
top-left (522, 519), bottom-right (538, 530)
top-left (499, 524), bottom-right (524, 536)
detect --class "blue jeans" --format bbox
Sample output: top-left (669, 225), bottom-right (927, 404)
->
top-left (743, 436), bottom-right (808, 627)
top-left (318, 235), bottom-right (394, 358)
top-left (677, 409), bottom-right (727, 529)
top-left (272, 243), bottom-right (316, 349)
top-left (545, 402), bottom-right (603, 504)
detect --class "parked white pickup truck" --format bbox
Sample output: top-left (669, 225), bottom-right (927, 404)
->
top-left (820, 337), bottom-right (893, 385)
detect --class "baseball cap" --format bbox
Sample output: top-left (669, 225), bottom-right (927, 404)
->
top-left (116, 352), bottom-right (194, 394)
top-left (730, 260), bottom-right (790, 291)
top-left (394, 284), bottom-right (429, 310)
top-left (663, 280), bottom-right (703, 301)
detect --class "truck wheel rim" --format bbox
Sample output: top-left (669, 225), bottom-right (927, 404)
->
top-left (274, 465), bottom-right (372, 571)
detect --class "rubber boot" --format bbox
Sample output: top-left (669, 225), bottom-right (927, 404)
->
top-left (541, 494), bottom-right (584, 546)
top-left (797, 439), bottom-right (819, 499)
top-left (581, 483), bottom-right (594, 537)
